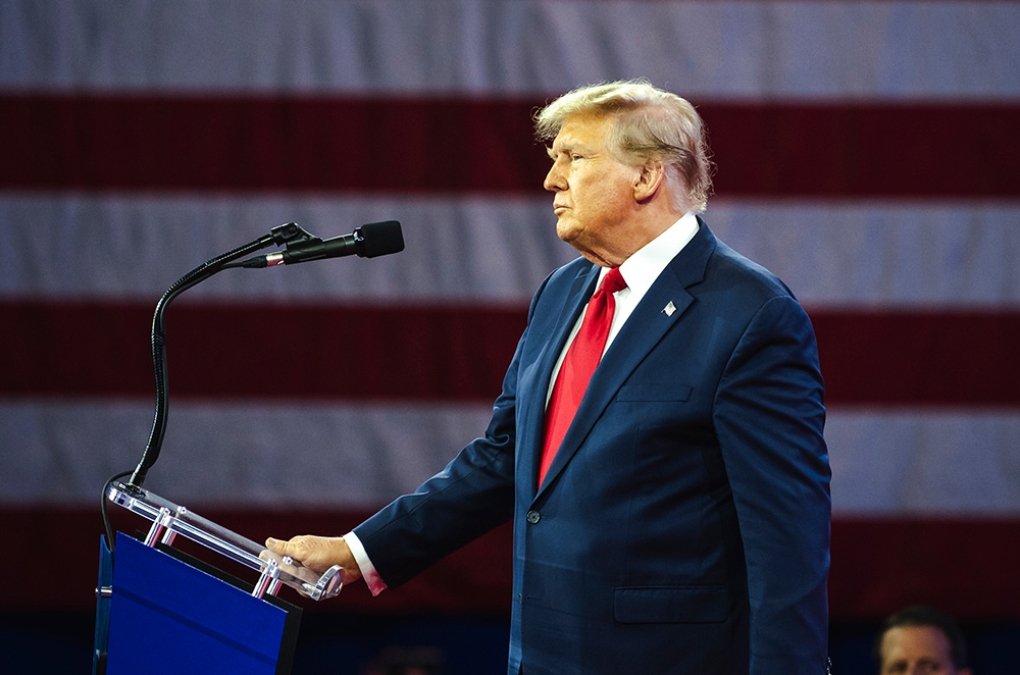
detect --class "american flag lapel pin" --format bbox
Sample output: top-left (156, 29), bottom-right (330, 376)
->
top-left (662, 301), bottom-right (676, 317)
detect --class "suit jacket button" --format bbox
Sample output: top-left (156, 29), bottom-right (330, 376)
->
top-left (525, 510), bottom-right (541, 524)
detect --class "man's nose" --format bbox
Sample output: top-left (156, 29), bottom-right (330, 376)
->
top-left (543, 163), bottom-right (565, 192)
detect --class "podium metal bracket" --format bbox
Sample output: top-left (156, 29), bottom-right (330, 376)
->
top-left (107, 480), bottom-right (342, 601)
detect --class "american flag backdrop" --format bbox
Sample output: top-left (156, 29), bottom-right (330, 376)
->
top-left (1, 0), bottom-right (1019, 621)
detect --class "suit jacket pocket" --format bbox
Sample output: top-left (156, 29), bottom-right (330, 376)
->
top-left (616, 383), bottom-right (693, 402)
top-left (614, 585), bottom-right (728, 624)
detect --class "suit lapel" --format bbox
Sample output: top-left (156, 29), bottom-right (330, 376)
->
top-left (533, 221), bottom-right (717, 500)
top-left (517, 263), bottom-right (599, 500)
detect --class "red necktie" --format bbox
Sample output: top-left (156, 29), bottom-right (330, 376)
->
top-left (538, 267), bottom-right (627, 485)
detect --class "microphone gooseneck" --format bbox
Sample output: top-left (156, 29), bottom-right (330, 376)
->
top-left (125, 221), bottom-right (402, 489)
top-left (106, 220), bottom-right (402, 558)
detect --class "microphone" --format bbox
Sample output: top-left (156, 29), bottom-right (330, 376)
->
top-left (241, 220), bottom-right (404, 268)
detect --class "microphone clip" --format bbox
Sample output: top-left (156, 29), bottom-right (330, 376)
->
top-left (270, 222), bottom-right (315, 246)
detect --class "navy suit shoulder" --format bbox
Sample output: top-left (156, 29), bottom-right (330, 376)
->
top-left (683, 222), bottom-right (802, 315)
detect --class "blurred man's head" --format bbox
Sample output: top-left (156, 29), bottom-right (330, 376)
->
top-left (876, 606), bottom-right (973, 675)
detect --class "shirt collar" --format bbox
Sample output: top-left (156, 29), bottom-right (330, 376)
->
top-left (608, 211), bottom-right (699, 296)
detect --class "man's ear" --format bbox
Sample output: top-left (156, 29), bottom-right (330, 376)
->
top-left (633, 159), bottom-right (666, 202)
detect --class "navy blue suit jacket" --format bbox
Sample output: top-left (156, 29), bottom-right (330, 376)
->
top-left (355, 222), bottom-right (831, 674)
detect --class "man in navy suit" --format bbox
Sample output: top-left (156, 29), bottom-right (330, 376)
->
top-left (268, 80), bottom-right (831, 674)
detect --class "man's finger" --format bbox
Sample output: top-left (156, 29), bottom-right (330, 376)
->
top-left (264, 537), bottom-right (289, 555)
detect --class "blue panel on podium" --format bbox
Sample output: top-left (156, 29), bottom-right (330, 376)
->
top-left (93, 535), bottom-right (113, 674)
top-left (107, 532), bottom-right (290, 674)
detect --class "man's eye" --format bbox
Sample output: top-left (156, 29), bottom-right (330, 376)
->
top-left (570, 153), bottom-right (583, 161)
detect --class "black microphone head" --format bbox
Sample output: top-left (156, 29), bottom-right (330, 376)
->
top-left (357, 220), bottom-right (405, 258)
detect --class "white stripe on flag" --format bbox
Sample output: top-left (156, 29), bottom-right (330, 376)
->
top-left (4, 399), bottom-right (1019, 515)
top-left (2, 1), bottom-right (1018, 99)
top-left (827, 408), bottom-right (1020, 515)
top-left (3, 195), bottom-right (1019, 306)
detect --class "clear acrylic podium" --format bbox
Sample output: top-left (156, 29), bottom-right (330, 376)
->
top-left (95, 480), bottom-right (344, 674)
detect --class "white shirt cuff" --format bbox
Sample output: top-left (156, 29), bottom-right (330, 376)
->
top-left (342, 531), bottom-right (388, 596)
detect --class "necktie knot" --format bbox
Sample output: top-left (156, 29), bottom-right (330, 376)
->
top-left (600, 267), bottom-right (627, 297)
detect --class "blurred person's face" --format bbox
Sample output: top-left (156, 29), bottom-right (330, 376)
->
top-left (543, 112), bottom-right (643, 267)
top-left (879, 625), bottom-right (972, 675)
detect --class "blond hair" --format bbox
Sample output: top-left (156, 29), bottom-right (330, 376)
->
top-left (535, 80), bottom-right (714, 212)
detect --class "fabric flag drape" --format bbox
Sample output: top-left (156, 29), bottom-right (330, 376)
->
top-left (1, 0), bottom-right (1018, 618)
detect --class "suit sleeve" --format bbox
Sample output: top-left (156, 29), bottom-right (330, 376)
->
top-left (349, 272), bottom-right (555, 588)
top-left (713, 294), bottom-right (831, 674)
top-left (350, 337), bottom-right (521, 588)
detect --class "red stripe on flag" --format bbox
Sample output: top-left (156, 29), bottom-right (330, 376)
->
top-left (4, 506), bottom-right (1017, 619)
top-left (831, 516), bottom-right (1020, 621)
top-left (0, 506), bottom-right (512, 615)
top-left (0, 299), bottom-right (524, 402)
top-left (811, 309), bottom-right (1020, 407)
top-left (2, 299), bottom-right (1019, 405)
top-left (2, 94), bottom-right (1019, 197)
top-left (0, 94), bottom-right (540, 195)
top-left (708, 101), bottom-right (1020, 199)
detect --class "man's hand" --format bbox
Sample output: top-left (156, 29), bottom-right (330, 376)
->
top-left (264, 535), bottom-right (363, 584)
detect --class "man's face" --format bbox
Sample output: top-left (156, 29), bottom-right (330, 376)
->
top-left (543, 112), bottom-right (642, 266)
top-left (879, 625), bottom-right (970, 675)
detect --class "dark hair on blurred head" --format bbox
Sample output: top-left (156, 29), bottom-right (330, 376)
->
top-left (875, 605), bottom-right (968, 670)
